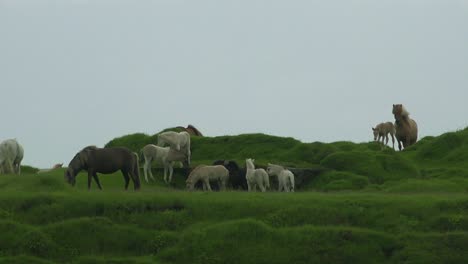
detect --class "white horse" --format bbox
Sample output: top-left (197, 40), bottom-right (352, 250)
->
top-left (267, 163), bottom-right (295, 192)
top-left (141, 144), bottom-right (187, 183)
top-left (245, 158), bottom-right (269, 192)
top-left (0, 139), bottom-right (23, 175)
top-left (186, 165), bottom-right (229, 191)
top-left (157, 131), bottom-right (191, 165)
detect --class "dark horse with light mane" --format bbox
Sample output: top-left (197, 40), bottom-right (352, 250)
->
top-left (392, 104), bottom-right (418, 151)
top-left (65, 146), bottom-right (141, 190)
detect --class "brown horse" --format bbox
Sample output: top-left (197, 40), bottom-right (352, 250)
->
top-left (372, 122), bottom-right (396, 149)
top-left (65, 146), bottom-right (141, 190)
top-left (392, 104), bottom-right (418, 151)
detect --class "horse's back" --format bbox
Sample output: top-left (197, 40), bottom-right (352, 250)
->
top-left (89, 147), bottom-right (135, 173)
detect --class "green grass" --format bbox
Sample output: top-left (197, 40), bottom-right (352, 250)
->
top-left (1, 127), bottom-right (468, 263)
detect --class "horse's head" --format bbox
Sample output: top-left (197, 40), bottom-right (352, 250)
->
top-left (372, 127), bottom-right (379, 140)
top-left (392, 104), bottom-right (410, 121)
top-left (246, 159), bottom-right (255, 170)
top-left (157, 134), bottom-right (167, 147)
top-left (266, 163), bottom-right (281, 176)
top-left (64, 148), bottom-right (91, 186)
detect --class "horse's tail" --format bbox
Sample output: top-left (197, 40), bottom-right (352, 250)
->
top-left (263, 171), bottom-right (270, 189)
top-left (132, 152), bottom-right (141, 190)
top-left (289, 173), bottom-right (295, 192)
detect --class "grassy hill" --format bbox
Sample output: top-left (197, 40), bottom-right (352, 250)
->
top-left (106, 126), bottom-right (468, 192)
top-left (1, 127), bottom-right (468, 263)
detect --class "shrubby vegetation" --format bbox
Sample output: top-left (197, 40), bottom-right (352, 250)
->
top-left (0, 127), bottom-right (467, 263)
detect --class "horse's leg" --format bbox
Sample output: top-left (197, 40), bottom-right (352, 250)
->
top-left (143, 157), bottom-right (150, 182)
top-left (168, 162), bottom-right (174, 183)
top-left (205, 179), bottom-right (212, 192)
top-left (163, 162), bottom-right (168, 183)
top-left (122, 170), bottom-right (130, 190)
top-left (87, 171), bottom-right (93, 190)
top-left (391, 134), bottom-right (395, 149)
top-left (398, 140), bottom-right (402, 151)
top-left (92, 173), bottom-right (103, 190)
top-left (385, 134), bottom-right (389, 146)
top-left (247, 181), bottom-right (251, 192)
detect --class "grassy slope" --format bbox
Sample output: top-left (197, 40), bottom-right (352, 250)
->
top-left (1, 127), bottom-right (468, 263)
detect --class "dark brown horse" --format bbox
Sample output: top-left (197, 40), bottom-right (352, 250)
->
top-left (65, 146), bottom-right (141, 190)
top-left (392, 104), bottom-right (418, 151)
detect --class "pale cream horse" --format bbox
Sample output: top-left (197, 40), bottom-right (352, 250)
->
top-left (392, 104), bottom-right (418, 151)
top-left (266, 163), bottom-right (295, 192)
top-left (245, 158), bottom-right (270, 192)
top-left (141, 144), bottom-right (187, 183)
top-left (0, 139), bottom-right (24, 175)
top-left (157, 131), bottom-right (191, 165)
top-left (372, 122), bottom-right (396, 149)
top-left (185, 165), bottom-right (229, 191)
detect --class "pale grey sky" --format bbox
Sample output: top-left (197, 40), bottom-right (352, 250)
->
top-left (1, 0), bottom-right (467, 168)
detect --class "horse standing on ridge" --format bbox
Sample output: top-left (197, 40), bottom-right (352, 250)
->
top-left (245, 159), bottom-right (269, 192)
top-left (157, 131), bottom-right (191, 166)
top-left (0, 139), bottom-right (23, 175)
top-left (267, 163), bottom-right (295, 192)
top-left (65, 146), bottom-right (140, 190)
top-left (372, 122), bottom-right (396, 149)
top-left (141, 144), bottom-right (187, 183)
top-left (392, 104), bottom-right (418, 151)
top-left (186, 165), bottom-right (229, 191)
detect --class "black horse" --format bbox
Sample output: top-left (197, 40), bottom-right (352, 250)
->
top-left (65, 146), bottom-right (141, 190)
top-left (213, 160), bottom-right (247, 190)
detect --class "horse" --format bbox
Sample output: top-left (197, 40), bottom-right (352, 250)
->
top-left (186, 165), bottom-right (229, 191)
top-left (37, 163), bottom-right (64, 174)
top-left (266, 163), bottom-right (295, 192)
top-left (245, 158), bottom-right (269, 192)
top-left (213, 160), bottom-right (248, 190)
top-left (392, 104), bottom-right (418, 151)
top-left (157, 131), bottom-right (191, 165)
top-left (65, 146), bottom-right (140, 190)
top-left (372, 122), bottom-right (396, 149)
top-left (141, 144), bottom-right (187, 183)
top-left (0, 139), bottom-right (23, 175)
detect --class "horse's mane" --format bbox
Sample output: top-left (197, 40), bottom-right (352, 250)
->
top-left (175, 125), bottom-right (204, 136)
top-left (393, 104), bottom-right (410, 118)
top-left (81, 145), bottom-right (99, 152)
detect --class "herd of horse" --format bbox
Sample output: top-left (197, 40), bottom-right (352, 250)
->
top-left (0, 104), bottom-right (418, 192)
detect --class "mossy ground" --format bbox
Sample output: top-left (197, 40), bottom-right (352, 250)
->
top-left (1, 127), bottom-right (468, 263)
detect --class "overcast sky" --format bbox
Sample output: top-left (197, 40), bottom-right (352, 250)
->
top-left (1, 0), bottom-right (467, 168)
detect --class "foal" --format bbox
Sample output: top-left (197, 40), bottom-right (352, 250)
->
top-left (372, 122), bottom-right (396, 149)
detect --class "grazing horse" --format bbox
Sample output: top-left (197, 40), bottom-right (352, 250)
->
top-left (157, 131), bottom-right (191, 165)
top-left (267, 163), bottom-right (295, 192)
top-left (372, 122), bottom-right (396, 149)
top-left (186, 165), bottom-right (229, 191)
top-left (392, 104), bottom-right (418, 151)
top-left (213, 160), bottom-right (248, 190)
top-left (65, 146), bottom-right (140, 190)
top-left (0, 139), bottom-right (23, 175)
top-left (141, 144), bottom-right (187, 183)
top-left (245, 159), bottom-right (269, 192)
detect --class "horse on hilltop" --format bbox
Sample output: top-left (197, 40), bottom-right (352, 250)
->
top-left (245, 159), bottom-right (269, 192)
top-left (392, 104), bottom-right (418, 151)
top-left (186, 165), bottom-right (229, 191)
top-left (0, 139), bottom-right (24, 175)
top-left (141, 144), bottom-right (187, 184)
top-left (372, 122), bottom-right (396, 149)
top-left (157, 131), bottom-right (191, 165)
top-left (65, 146), bottom-right (140, 190)
top-left (267, 163), bottom-right (295, 192)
